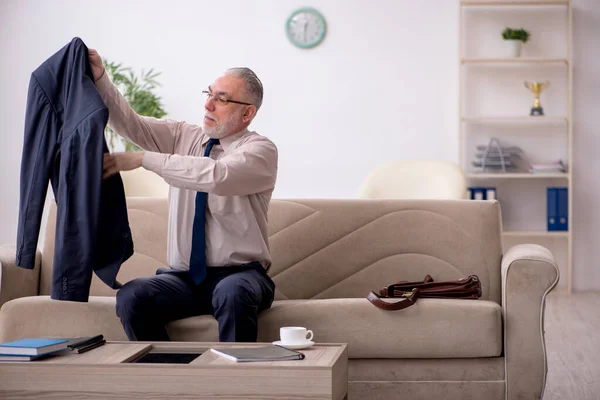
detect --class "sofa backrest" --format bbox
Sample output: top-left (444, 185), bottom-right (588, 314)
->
top-left (41, 198), bottom-right (503, 304)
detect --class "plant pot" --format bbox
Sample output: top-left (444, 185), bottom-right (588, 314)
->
top-left (503, 40), bottom-right (522, 57)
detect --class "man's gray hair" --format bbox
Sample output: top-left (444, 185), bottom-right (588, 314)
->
top-left (225, 67), bottom-right (263, 111)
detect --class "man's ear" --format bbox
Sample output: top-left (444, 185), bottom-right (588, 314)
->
top-left (242, 106), bottom-right (256, 123)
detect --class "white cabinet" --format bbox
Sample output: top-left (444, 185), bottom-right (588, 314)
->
top-left (459, 0), bottom-right (572, 292)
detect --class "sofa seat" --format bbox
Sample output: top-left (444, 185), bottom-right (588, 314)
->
top-left (0, 295), bottom-right (502, 359)
top-left (187, 298), bottom-right (503, 358)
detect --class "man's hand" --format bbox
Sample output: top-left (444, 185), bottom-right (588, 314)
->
top-left (88, 48), bottom-right (105, 81)
top-left (103, 152), bottom-right (145, 179)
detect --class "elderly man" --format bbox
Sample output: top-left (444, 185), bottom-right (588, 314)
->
top-left (89, 49), bottom-right (277, 342)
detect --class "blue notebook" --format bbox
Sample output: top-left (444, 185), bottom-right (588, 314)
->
top-left (0, 338), bottom-right (69, 356)
top-left (0, 354), bottom-right (45, 362)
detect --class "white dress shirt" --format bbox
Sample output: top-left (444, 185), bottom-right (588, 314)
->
top-left (96, 74), bottom-right (278, 271)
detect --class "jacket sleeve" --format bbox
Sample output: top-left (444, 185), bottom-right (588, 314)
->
top-left (15, 77), bottom-right (57, 269)
top-left (142, 138), bottom-right (278, 196)
top-left (95, 73), bottom-right (181, 154)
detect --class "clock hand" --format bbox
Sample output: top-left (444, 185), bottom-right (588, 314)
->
top-left (302, 20), bottom-right (308, 42)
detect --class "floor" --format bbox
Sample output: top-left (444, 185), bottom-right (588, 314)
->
top-left (543, 292), bottom-right (600, 399)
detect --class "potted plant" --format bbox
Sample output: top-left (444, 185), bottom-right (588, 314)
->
top-left (102, 60), bottom-right (167, 152)
top-left (103, 60), bottom-right (170, 197)
top-left (501, 27), bottom-right (530, 57)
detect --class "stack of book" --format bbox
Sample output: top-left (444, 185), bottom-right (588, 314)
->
top-left (0, 338), bottom-right (69, 361)
top-left (0, 335), bottom-right (105, 362)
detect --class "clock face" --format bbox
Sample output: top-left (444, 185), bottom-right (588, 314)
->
top-left (286, 7), bottom-right (327, 49)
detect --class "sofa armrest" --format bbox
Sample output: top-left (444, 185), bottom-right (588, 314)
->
top-left (0, 245), bottom-right (41, 309)
top-left (501, 243), bottom-right (559, 400)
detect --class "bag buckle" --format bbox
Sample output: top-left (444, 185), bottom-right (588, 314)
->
top-left (383, 285), bottom-right (416, 298)
top-left (383, 284), bottom-right (401, 297)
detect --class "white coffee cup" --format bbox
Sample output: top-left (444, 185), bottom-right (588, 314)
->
top-left (280, 326), bottom-right (314, 344)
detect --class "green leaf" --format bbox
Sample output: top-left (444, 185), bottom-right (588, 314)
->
top-left (501, 27), bottom-right (530, 43)
top-left (103, 58), bottom-right (168, 152)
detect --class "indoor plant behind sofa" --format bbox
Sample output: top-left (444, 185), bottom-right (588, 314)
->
top-left (0, 198), bottom-right (559, 400)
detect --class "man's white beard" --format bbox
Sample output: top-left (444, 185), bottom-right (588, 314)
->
top-left (203, 109), bottom-right (243, 139)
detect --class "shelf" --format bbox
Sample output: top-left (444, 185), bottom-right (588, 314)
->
top-left (461, 1), bottom-right (569, 6)
top-left (462, 116), bottom-right (568, 123)
top-left (467, 172), bottom-right (569, 179)
top-left (503, 230), bottom-right (569, 238)
top-left (461, 57), bottom-right (568, 64)
top-left (460, 0), bottom-right (573, 293)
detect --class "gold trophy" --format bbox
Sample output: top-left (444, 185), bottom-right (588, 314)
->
top-left (524, 81), bottom-right (550, 116)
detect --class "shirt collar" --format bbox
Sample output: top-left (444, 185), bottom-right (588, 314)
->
top-left (202, 128), bottom-right (249, 152)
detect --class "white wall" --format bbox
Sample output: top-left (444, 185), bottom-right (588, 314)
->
top-left (571, 0), bottom-right (600, 291)
top-left (0, 0), bottom-right (598, 291)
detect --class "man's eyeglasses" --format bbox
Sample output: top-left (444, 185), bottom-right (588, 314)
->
top-left (202, 90), bottom-right (253, 106)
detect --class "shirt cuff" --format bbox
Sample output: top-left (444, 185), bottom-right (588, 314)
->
top-left (95, 71), bottom-right (111, 91)
top-left (142, 151), bottom-right (166, 175)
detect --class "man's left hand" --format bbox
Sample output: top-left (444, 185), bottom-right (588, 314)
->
top-left (103, 152), bottom-right (145, 179)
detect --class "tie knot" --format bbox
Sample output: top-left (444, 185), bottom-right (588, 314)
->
top-left (204, 138), bottom-right (220, 157)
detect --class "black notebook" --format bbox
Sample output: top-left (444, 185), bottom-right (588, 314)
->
top-left (65, 335), bottom-right (105, 353)
top-left (210, 345), bottom-right (305, 363)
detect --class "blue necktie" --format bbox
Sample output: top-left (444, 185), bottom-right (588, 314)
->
top-left (189, 138), bottom-right (220, 284)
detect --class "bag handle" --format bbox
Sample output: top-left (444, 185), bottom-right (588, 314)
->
top-left (367, 288), bottom-right (420, 311)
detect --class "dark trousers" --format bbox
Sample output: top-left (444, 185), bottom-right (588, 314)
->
top-left (115, 264), bottom-right (275, 342)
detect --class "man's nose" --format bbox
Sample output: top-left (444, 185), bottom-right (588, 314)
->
top-left (205, 96), bottom-right (216, 111)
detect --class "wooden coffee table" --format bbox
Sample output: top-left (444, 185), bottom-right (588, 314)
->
top-left (0, 341), bottom-right (348, 400)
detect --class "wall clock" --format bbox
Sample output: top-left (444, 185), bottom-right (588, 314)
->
top-left (285, 7), bottom-right (327, 49)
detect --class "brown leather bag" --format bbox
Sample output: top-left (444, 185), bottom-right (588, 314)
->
top-left (367, 275), bottom-right (482, 311)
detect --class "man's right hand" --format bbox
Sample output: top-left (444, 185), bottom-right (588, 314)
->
top-left (88, 49), bottom-right (105, 81)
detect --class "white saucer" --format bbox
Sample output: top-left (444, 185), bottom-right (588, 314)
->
top-left (272, 340), bottom-right (315, 350)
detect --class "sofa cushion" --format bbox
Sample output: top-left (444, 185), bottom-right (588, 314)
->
top-left (177, 298), bottom-right (503, 358)
top-left (40, 199), bottom-right (504, 306)
top-left (0, 296), bottom-right (128, 342)
top-left (0, 296), bottom-right (501, 359)
top-left (40, 200), bottom-right (169, 297)
top-left (173, 298), bottom-right (503, 358)
top-left (260, 298), bottom-right (503, 358)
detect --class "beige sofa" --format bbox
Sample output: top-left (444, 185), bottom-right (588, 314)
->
top-left (0, 198), bottom-right (559, 400)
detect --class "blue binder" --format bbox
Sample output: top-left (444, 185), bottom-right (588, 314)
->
top-left (468, 187), bottom-right (496, 200)
top-left (557, 187), bottom-right (568, 231)
top-left (547, 187), bottom-right (568, 231)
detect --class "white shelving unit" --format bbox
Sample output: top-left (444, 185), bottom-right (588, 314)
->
top-left (459, 0), bottom-right (573, 293)
top-left (461, 57), bottom-right (568, 63)
top-left (467, 172), bottom-right (569, 179)
top-left (503, 230), bottom-right (569, 238)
